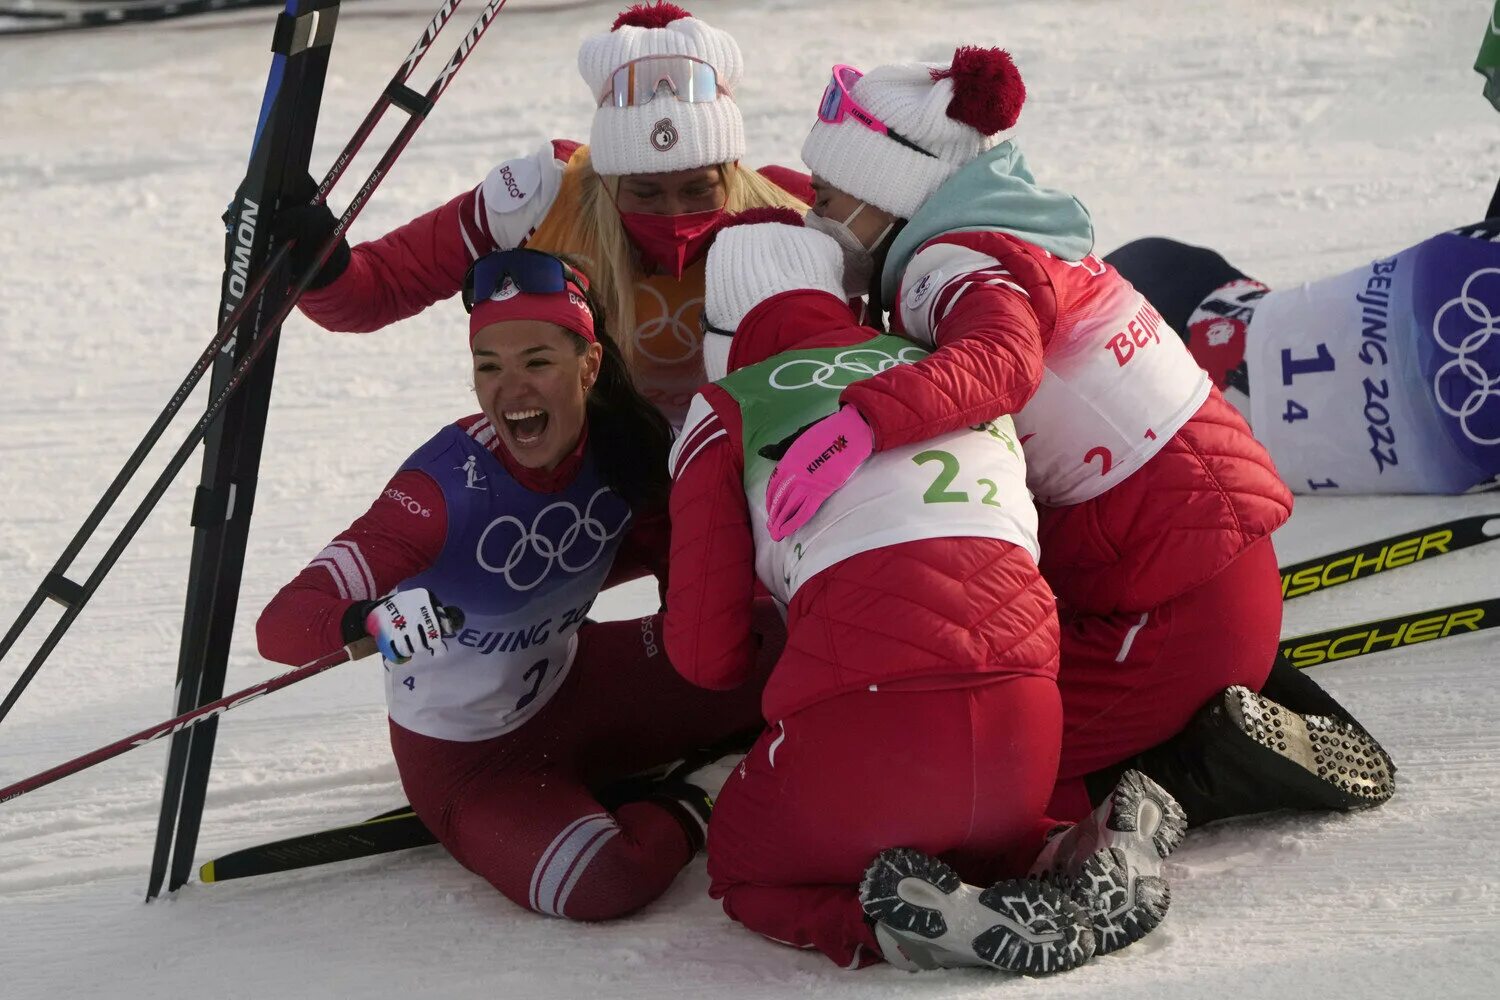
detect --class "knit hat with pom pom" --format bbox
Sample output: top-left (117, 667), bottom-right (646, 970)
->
top-left (800, 47), bottom-right (1026, 219)
top-left (578, 3), bottom-right (745, 176)
top-left (704, 207), bottom-right (845, 333)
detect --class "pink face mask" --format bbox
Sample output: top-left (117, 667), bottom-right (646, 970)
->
top-left (619, 207), bottom-right (725, 279)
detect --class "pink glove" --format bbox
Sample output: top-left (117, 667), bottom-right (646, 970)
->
top-left (764, 405), bottom-right (875, 541)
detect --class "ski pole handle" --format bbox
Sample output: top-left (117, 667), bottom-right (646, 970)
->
top-left (0, 638), bottom-right (377, 806)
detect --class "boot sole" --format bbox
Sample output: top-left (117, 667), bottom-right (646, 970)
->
top-left (1222, 686), bottom-right (1394, 808)
top-left (1070, 770), bottom-right (1183, 955)
top-left (861, 848), bottom-right (1096, 975)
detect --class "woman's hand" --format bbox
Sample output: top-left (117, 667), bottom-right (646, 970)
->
top-left (365, 589), bottom-right (460, 665)
top-left (764, 405), bottom-right (874, 541)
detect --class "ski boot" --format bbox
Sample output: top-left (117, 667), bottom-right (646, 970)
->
top-left (1031, 770), bottom-right (1186, 955)
top-left (860, 848), bottom-right (1096, 975)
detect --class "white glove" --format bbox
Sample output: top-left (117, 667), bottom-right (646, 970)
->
top-left (365, 589), bottom-right (451, 665)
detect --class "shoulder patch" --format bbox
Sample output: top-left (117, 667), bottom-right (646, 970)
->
top-left (489, 156), bottom-right (542, 214)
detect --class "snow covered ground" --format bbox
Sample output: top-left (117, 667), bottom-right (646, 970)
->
top-left (1, 0), bottom-right (1497, 996)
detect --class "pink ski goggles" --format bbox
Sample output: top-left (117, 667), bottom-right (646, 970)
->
top-left (817, 64), bottom-right (936, 159)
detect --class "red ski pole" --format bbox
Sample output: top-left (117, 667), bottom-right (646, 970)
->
top-left (0, 637), bottom-right (375, 805)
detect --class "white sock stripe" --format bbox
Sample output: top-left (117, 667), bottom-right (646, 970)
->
top-left (310, 558), bottom-right (351, 600)
top-left (530, 814), bottom-right (617, 916)
top-left (1115, 612), bottom-right (1150, 663)
top-left (334, 540), bottom-right (377, 600)
top-left (529, 813), bottom-right (601, 913)
top-left (553, 825), bottom-right (621, 917)
top-left (843, 943), bottom-right (865, 970)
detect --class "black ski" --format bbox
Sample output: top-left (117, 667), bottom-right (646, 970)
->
top-left (148, 0), bottom-right (340, 901)
top-left (1281, 596), bottom-right (1500, 669)
top-left (1280, 514), bottom-right (1500, 600)
top-left (200, 806), bottom-right (434, 883)
top-left (0, 0), bottom-right (278, 36)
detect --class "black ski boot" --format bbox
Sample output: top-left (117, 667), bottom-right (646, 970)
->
top-left (860, 848), bottom-right (1096, 975)
top-left (1092, 680), bottom-right (1396, 827)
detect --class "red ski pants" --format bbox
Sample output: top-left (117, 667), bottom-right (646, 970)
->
top-left (390, 609), bottom-right (775, 921)
top-left (1047, 536), bottom-right (1283, 819)
top-left (705, 676), bottom-right (1063, 968)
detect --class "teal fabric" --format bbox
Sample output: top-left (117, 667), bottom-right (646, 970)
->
top-left (880, 141), bottom-right (1095, 307)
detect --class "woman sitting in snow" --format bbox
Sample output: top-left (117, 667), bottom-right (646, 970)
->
top-left (257, 249), bottom-right (769, 921)
top-left (1105, 220), bottom-right (1500, 495)
top-left (663, 208), bottom-right (1188, 974)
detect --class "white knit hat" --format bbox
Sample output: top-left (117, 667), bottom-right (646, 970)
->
top-left (578, 3), bottom-right (745, 176)
top-left (704, 208), bottom-right (845, 332)
top-left (801, 47), bottom-right (1027, 219)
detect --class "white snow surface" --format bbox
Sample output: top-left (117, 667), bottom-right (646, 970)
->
top-left (2, 0), bottom-right (1498, 996)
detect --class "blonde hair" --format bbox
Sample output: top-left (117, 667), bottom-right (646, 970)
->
top-left (526, 146), bottom-right (809, 372)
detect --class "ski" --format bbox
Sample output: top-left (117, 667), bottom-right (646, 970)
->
top-left (1280, 514), bottom-right (1500, 600)
top-left (1281, 597), bottom-right (1500, 669)
top-left (0, 0), bottom-right (277, 36)
top-left (200, 806), bottom-right (434, 883)
top-left (147, 0), bottom-right (341, 901)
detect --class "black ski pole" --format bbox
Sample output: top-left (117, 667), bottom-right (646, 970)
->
top-left (0, 0), bottom-right (470, 726)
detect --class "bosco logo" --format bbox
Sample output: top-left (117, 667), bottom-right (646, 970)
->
top-left (650, 118), bottom-right (679, 152)
top-left (1431, 267), bottom-right (1500, 446)
top-left (499, 164), bottom-right (525, 200)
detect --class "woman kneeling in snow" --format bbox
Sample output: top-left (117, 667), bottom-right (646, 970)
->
top-left (662, 209), bottom-right (1187, 974)
top-left (257, 250), bottom-right (770, 921)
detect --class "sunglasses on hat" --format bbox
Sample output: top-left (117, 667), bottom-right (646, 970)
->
top-left (599, 55), bottom-right (728, 109)
top-left (462, 248), bottom-right (589, 313)
top-left (818, 64), bottom-right (937, 160)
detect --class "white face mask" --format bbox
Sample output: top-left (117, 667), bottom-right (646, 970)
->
top-left (701, 328), bottom-right (734, 382)
top-left (806, 201), bottom-right (895, 299)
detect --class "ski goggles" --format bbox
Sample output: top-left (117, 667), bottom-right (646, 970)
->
top-left (817, 64), bottom-right (937, 159)
top-left (600, 55), bottom-right (726, 109)
top-left (464, 249), bottom-right (595, 343)
top-left (463, 248), bottom-right (588, 312)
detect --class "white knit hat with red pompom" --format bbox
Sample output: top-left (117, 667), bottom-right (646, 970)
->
top-left (704, 208), bottom-right (845, 332)
top-left (800, 47), bottom-right (1026, 220)
top-left (578, 3), bottom-right (745, 176)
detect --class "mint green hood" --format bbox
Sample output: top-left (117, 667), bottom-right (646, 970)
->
top-left (880, 141), bottom-right (1095, 308)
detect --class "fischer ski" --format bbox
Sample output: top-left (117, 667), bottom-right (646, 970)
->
top-left (1281, 597), bottom-right (1500, 669)
top-left (1280, 514), bottom-right (1500, 600)
top-left (200, 806), bottom-right (434, 883)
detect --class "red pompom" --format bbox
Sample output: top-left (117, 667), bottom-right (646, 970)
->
top-left (930, 46), bottom-right (1025, 136)
top-left (612, 2), bottom-right (692, 30)
top-left (716, 207), bottom-right (806, 232)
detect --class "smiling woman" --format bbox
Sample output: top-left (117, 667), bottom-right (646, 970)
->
top-left (255, 248), bottom-right (772, 922)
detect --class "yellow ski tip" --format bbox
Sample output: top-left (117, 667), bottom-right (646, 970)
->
top-left (199, 860), bottom-right (216, 884)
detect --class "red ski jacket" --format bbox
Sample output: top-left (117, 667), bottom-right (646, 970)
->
top-left (839, 230), bottom-right (1293, 615)
top-left (664, 291), bottom-right (1058, 724)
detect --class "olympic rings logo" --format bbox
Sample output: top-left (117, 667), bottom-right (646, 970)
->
top-left (633, 284), bottom-right (703, 365)
top-left (475, 488), bottom-right (632, 591)
top-left (768, 346), bottom-right (927, 391)
top-left (1431, 267), bottom-right (1500, 446)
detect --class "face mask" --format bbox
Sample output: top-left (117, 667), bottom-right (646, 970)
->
top-left (701, 329), bottom-right (733, 382)
top-left (619, 207), bottom-right (725, 279)
top-left (806, 202), bottom-right (895, 299)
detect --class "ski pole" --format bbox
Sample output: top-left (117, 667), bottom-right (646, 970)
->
top-left (0, 639), bottom-right (374, 805)
top-left (0, 0), bottom-right (495, 725)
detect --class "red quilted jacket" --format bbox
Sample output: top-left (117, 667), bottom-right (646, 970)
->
top-left (840, 230), bottom-right (1293, 615)
top-left (664, 291), bottom-right (1058, 724)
